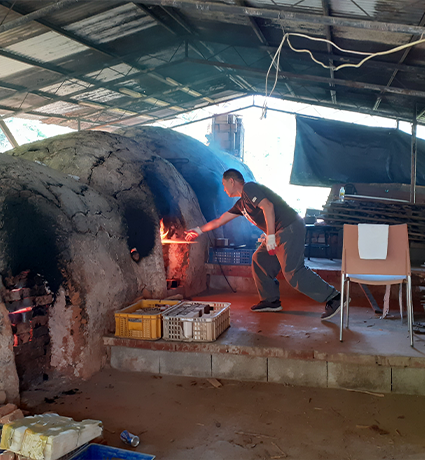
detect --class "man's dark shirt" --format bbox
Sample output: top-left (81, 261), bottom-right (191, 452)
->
top-left (228, 182), bottom-right (298, 233)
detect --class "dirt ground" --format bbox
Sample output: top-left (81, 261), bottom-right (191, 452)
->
top-left (20, 367), bottom-right (425, 460)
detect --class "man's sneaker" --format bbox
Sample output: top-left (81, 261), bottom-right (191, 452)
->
top-left (251, 300), bottom-right (282, 312)
top-left (321, 294), bottom-right (341, 320)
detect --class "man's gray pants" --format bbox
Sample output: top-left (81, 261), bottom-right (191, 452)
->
top-left (252, 217), bottom-right (338, 303)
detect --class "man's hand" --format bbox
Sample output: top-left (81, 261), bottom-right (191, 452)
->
top-left (185, 226), bottom-right (203, 241)
top-left (266, 234), bottom-right (277, 255)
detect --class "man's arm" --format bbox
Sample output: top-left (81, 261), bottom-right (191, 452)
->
top-left (258, 198), bottom-right (275, 235)
top-left (258, 198), bottom-right (277, 254)
top-left (185, 212), bottom-right (239, 240)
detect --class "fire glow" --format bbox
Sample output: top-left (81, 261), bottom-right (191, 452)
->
top-left (160, 219), bottom-right (196, 244)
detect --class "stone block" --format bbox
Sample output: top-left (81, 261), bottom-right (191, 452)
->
top-left (268, 358), bottom-right (327, 387)
top-left (0, 403), bottom-right (17, 417)
top-left (328, 362), bottom-right (391, 393)
top-left (392, 367), bottom-right (425, 395)
top-left (0, 408), bottom-right (24, 425)
top-left (110, 347), bottom-right (160, 374)
top-left (212, 354), bottom-right (267, 382)
top-left (159, 352), bottom-right (211, 378)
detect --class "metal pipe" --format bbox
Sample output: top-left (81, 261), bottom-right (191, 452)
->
top-left (0, 0), bottom-right (80, 34)
top-left (134, 0), bottom-right (425, 35)
top-left (410, 109), bottom-right (418, 203)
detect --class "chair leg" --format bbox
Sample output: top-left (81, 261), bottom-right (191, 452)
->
top-left (407, 276), bottom-right (414, 347)
top-left (340, 274), bottom-right (345, 342)
top-left (345, 280), bottom-right (350, 329)
top-left (398, 283), bottom-right (403, 323)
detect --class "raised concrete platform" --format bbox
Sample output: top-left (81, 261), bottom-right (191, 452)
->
top-left (105, 260), bottom-right (425, 396)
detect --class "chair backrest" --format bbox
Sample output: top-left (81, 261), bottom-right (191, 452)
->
top-left (342, 224), bottom-right (411, 276)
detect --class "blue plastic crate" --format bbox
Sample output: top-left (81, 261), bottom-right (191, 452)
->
top-left (68, 444), bottom-right (155, 460)
top-left (208, 248), bottom-right (256, 265)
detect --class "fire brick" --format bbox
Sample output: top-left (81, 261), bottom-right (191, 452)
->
top-left (31, 315), bottom-right (49, 328)
top-left (6, 297), bottom-right (34, 311)
top-left (21, 287), bottom-right (31, 298)
top-left (15, 323), bottom-right (31, 335)
top-left (14, 332), bottom-right (31, 346)
top-left (32, 326), bottom-right (49, 339)
top-left (34, 294), bottom-right (53, 306)
top-left (3, 289), bottom-right (21, 302)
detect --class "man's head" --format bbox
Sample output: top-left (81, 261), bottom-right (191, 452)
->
top-left (222, 169), bottom-right (245, 197)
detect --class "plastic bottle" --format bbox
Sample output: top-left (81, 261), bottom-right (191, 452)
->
top-left (339, 186), bottom-right (345, 202)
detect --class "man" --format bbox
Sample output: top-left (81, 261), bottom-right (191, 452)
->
top-left (185, 169), bottom-right (342, 319)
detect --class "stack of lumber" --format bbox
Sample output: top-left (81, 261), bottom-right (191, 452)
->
top-left (322, 195), bottom-right (425, 243)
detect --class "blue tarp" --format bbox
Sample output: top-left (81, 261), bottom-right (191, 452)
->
top-left (291, 116), bottom-right (425, 187)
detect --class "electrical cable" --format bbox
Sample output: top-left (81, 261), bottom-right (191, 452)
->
top-left (206, 233), bottom-right (237, 293)
top-left (262, 31), bottom-right (425, 118)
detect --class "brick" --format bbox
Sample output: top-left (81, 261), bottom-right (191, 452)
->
top-left (32, 326), bottom-right (49, 338)
top-left (34, 294), bottom-right (53, 306)
top-left (212, 354), bottom-right (267, 382)
top-left (14, 332), bottom-right (31, 346)
top-left (110, 346), bottom-right (160, 374)
top-left (268, 358), bottom-right (327, 388)
top-left (328, 362), bottom-right (391, 393)
top-left (392, 367), bottom-right (425, 395)
top-left (21, 288), bottom-right (31, 298)
top-left (3, 289), bottom-right (22, 302)
top-left (0, 403), bottom-right (17, 417)
top-left (6, 298), bottom-right (34, 311)
top-left (0, 408), bottom-right (24, 425)
top-left (159, 352), bottom-right (211, 378)
top-left (15, 323), bottom-right (31, 335)
top-left (31, 315), bottom-right (49, 327)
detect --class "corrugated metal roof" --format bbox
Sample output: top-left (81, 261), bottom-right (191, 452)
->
top-left (64, 3), bottom-right (156, 44)
top-left (0, 0), bottom-right (423, 131)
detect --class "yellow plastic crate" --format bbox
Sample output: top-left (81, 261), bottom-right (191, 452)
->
top-left (115, 299), bottom-right (180, 340)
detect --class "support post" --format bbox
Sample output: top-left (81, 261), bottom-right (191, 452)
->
top-left (0, 120), bottom-right (19, 148)
top-left (410, 106), bottom-right (418, 203)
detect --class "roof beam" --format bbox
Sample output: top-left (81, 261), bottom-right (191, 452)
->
top-left (373, 12), bottom-right (425, 112)
top-left (187, 57), bottom-right (425, 99)
top-left (134, 0), bottom-right (425, 35)
top-left (321, 0), bottom-right (336, 104)
top-left (233, 0), bottom-right (295, 97)
top-left (0, 0), bottom-right (79, 34)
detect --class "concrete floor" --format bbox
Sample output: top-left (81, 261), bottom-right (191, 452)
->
top-left (21, 368), bottom-right (425, 460)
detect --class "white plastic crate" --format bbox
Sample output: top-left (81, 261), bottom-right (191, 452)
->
top-left (162, 301), bottom-right (230, 342)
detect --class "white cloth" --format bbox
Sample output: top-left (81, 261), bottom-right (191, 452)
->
top-left (358, 224), bottom-right (389, 259)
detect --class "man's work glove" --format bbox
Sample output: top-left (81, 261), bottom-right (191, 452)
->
top-left (266, 234), bottom-right (277, 255)
top-left (185, 227), bottom-right (203, 241)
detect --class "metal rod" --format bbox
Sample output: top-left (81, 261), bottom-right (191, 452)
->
top-left (410, 108), bottom-right (418, 203)
top-left (0, 120), bottom-right (19, 148)
top-left (134, 0), bottom-right (425, 35)
top-left (0, 0), bottom-right (80, 34)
